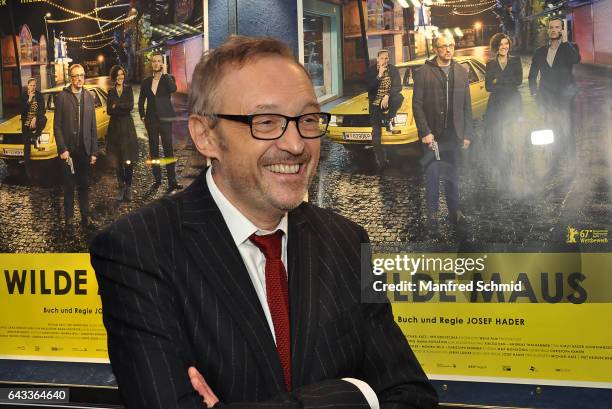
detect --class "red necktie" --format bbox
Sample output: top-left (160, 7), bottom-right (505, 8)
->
top-left (249, 231), bottom-right (292, 391)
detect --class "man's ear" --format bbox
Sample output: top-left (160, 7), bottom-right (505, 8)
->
top-left (188, 114), bottom-right (221, 160)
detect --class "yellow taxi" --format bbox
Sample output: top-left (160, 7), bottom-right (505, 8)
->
top-left (0, 85), bottom-right (110, 169)
top-left (326, 56), bottom-right (489, 150)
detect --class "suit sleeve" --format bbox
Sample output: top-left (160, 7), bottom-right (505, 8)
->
top-left (366, 66), bottom-right (380, 93)
top-left (107, 91), bottom-right (117, 117)
top-left (36, 93), bottom-right (46, 121)
top-left (213, 381), bottom-right (370, 409)
top-left (165, 74), bottom-right (177, 93)
top-left (484, 61), bottom-right (498, 93)
top-left (463, 71), bottom-right (473, 140)
top-left (91, 94), bottom-right (98, 156)
top-left (138, 80), bottom-right (147, 118)
top-left (528, 51), bottom-right (540, 96)
top-left (20, 93), bottom-right (28, 119)
top-left (411, 68), bottom-right (431, 138)
top-left (91, 225), bottom-right (207, 409)
top-left (390, 66), bottom-right (402, 95)
top-left (510, 58), bottom-right (523, 87)
top-left (54, 93), bottom-right (67, 155)
top-left (565, 42), bottom-right (581, 65)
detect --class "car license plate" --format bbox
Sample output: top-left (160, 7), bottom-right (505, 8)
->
top-left (3, 148), bottom-right (23, 156)
top-left (343, 132), bottom-right (372, 141)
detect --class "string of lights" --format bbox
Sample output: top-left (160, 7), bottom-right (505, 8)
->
top-left (47, 0), bottom-right (121, 23)
top-left (82, 39), bottom-right (115, 50)
top-left (43, 0), bottom-right (133, 24)
top-left (63, 36), bottom-right (115, 43)
top-left (435, 1), bottom-right (495, 9)
top-left (452, 4), bottom-right (496, 14)
top-left (61, 14), bottom-right (136, 41)
top-left (432, 0), bottom-right (476, 4)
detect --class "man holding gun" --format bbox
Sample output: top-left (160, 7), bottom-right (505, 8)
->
top-left (54, 64), bottom-right (98, 228)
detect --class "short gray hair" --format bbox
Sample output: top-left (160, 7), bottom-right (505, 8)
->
top-left (433, 34), bottom-right (455, 48)
top-left (69, 63), bottom-right (84, 75)
top-left (188, 35), bottom-right (307, 126)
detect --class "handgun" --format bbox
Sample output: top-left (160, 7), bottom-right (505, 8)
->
top-left (66, 156), bottom-right (75, 174)
top-left (432, 140), bottom-right (440, 161)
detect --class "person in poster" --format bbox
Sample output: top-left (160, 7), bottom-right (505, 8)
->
top-left (54, 64), bottom-right (98, 228)
top-left (138, 52), bottom-right (182, 193)
top-left (20, 77), bottom-right (46, 179)
top-left (412, 34), bottom-right (472, 233)
top-left (107, 65), bottom-right (138, 202)
top-left (366, 49), bottom-right (403, 167)
top-left (528, 17), bottom-right (581, 160)
top-left (91, 36), bottom-right (437, 409)
top-left (484, 33), bottom-right (523, 173)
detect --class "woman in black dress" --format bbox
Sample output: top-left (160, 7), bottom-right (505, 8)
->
top-left (484, 33), bottom-right (523, 171)
top-left (21, 78), bottom-right (46, 178)
top-left (107, 65), bottom-right (138, 201)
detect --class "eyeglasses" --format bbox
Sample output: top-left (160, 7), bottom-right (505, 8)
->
top-left (71, 74), bottom-right (85, 78)
top-left (436, 44), bottom-right (455, 50)
top-left (214, 112), bottom-right (331, 140)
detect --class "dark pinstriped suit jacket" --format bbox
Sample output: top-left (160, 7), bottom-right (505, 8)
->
top-left (90, 170), bottom-right (438, 409)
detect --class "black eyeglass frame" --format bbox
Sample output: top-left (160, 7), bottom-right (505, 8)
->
top-left (214, 112), bottom-right (331, 140)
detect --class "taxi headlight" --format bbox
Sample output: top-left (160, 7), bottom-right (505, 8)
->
top-left (39, 133), bottom-right (51, 144)
top-left (394, 113), bottom-right (408, 125)
top-left (330, 115), bottom-right (343, 127)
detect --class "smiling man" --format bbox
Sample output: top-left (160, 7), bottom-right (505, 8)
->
top-left (91, 36), bottom-right (437, 409)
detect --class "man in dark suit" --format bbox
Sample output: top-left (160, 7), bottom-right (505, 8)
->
top-left (54, 64), bottom-right (98, 227)
top-left (366, 49), bottom-right (404, 167)
top-left (138, 52), bottom-right (182, 193)
top-left (528, 17), bottom-right (580, 158)
top-left (91, 36), bottom-right (437, 409)
top-left (412, 35), bottom-right (472, 233)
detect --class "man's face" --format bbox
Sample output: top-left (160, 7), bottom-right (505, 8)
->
top-left (70, 67), bottom-right (85, 90)
top-left (27, 81), bottom-right (36, 94)
top-left (151, 55), bottom-right (163, 72)
top-left (377, 52), bottom-right (389, 67)
top-left (548, 20), bottom-right (563, 40)
top-left (435, 37), bottom-right (455, 62)
top-left (197, 56), bottom-right (321, 222)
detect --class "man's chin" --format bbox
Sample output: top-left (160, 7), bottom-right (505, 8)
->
top-left (270, 190), bottom-right (308, 212)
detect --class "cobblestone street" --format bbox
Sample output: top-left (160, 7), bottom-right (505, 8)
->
top-left (1, 62), bottom-right (611, 252)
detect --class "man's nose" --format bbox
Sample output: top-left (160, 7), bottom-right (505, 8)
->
top-left (276, 120), bottom-right (305, 155)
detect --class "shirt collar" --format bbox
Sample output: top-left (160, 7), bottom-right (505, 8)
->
top-left (206, 167), bottom-right (288, 247)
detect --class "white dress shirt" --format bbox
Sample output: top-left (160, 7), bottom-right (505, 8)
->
top-left (546, 42), bottom-right (559, 67)
top-left (151, 75), bottom-right (160, 95)
top-left (206, 168), bottom-right (379, 409)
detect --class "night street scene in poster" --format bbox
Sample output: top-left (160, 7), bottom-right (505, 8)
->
top-left (0, 0), bottom-right (609, 252)
top-left (0, 0), bottom-right (611, 407)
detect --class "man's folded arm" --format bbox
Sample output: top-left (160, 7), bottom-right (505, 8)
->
top-left (92, 227), bottom-right (370, 409)
top-left (212, 380), bottom-right (370, 409)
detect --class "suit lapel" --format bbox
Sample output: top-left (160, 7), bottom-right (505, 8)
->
top-left (288, 205), bottom-right (321, 388)
top-left (180, 171), bottom-right (286, 395)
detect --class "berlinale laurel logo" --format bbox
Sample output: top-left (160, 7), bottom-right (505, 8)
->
top-left (566, 226), bottom-right (579, 244)
top-left (566, 225), bottom-right (609, 244)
